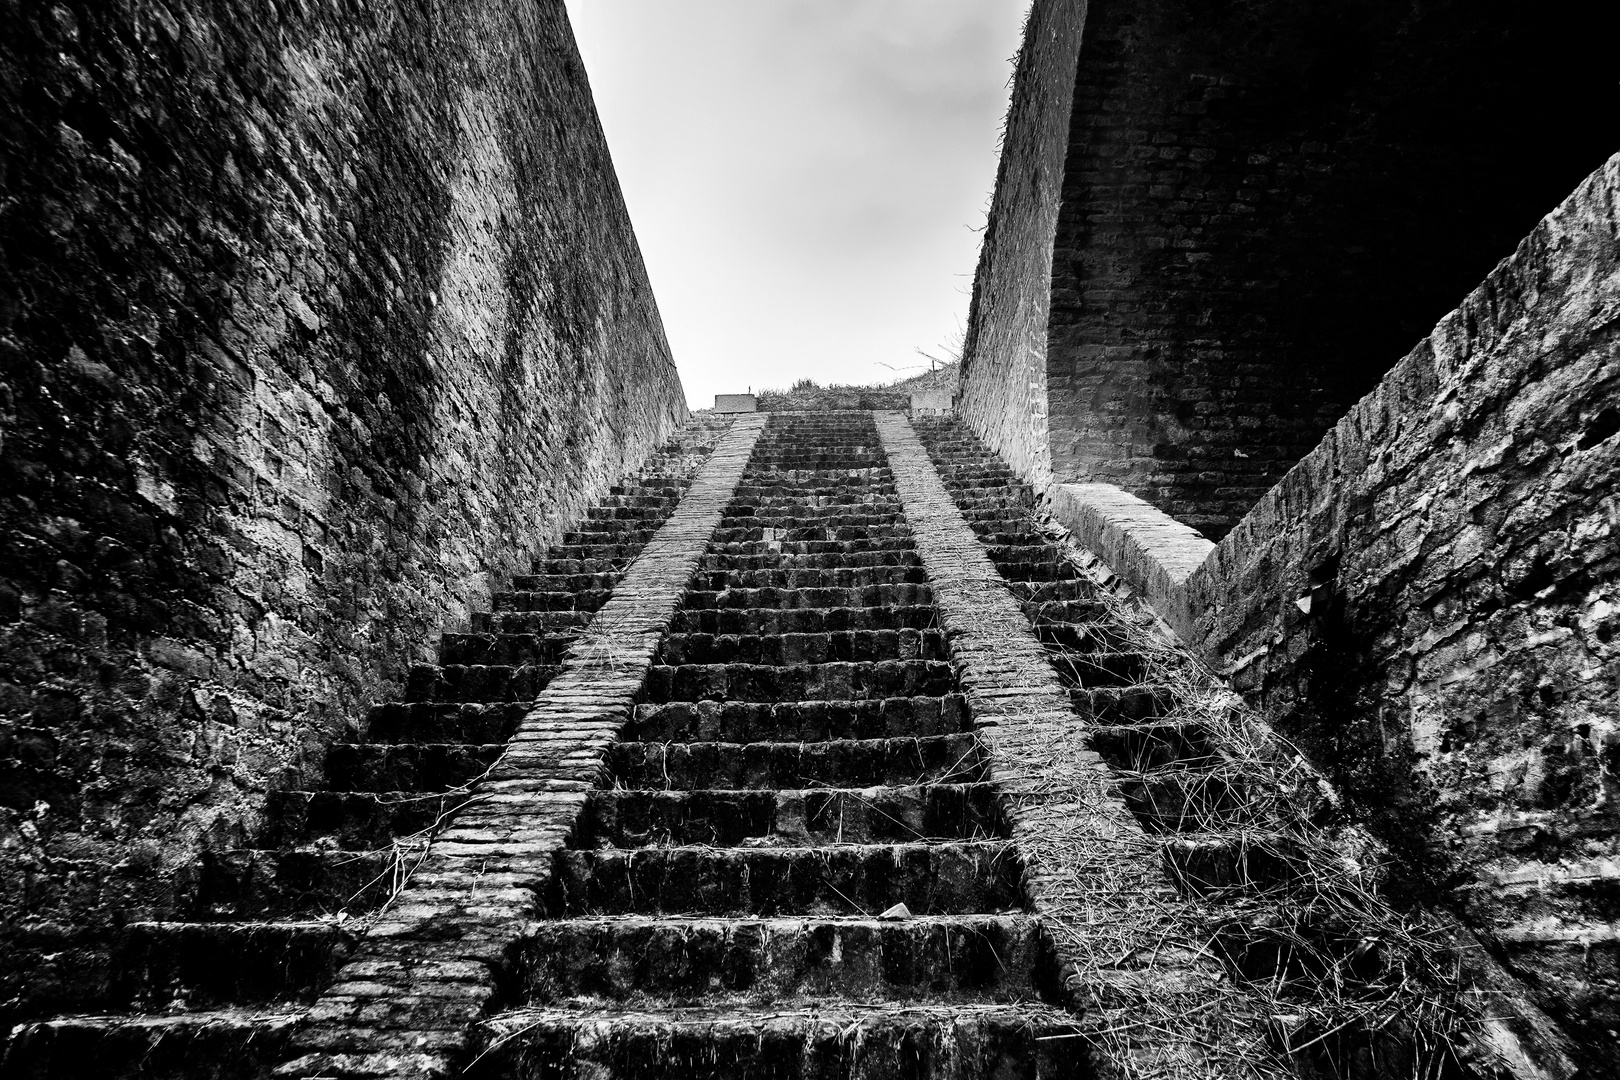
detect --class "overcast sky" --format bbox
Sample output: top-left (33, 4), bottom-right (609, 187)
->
top-left (562, 0), bottom-right (1029, 410)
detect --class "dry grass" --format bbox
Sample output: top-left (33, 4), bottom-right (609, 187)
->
top-left (1006, 511), bottom-right (1479, 1080)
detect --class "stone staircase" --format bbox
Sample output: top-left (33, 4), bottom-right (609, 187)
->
top-left (466, 410), bottom-right (1079, 1078)
top-left (3, 409), bottom-right (1530, 1080)
top-left (0, 419), bottom-right (728, 1078)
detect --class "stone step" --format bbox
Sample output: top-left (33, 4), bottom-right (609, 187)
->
top-left (722, 505), bottom-right (904, 522)
top-left (1022, 598), bottom-right (1112, 624)
top-left (403, 662), bottom-right (564, 703)
top-left (730, 483), bottom-right (897, 498)
top-left (536, 556), bottom-right (631, 575)
top-left (364, 701), bottom-right (529, 743)
top-left (625, 695), bottom-right (971, 742)
top-left (1, 1008), bottom-right (299, 1080)
top-left (706, 537), bottom-right (917, 557)
top-left (1161, 833), bottom-right (1310, 896)
top-left (742, 455), bottom-right (888, 463)
top-left (737, 468), bottom-right (892, 479)
top-left (509, 571), bottom-right (620, 592)
top-left (952, 495), bottom-right (1030, 511)
top-left (987, 544), bottom-right (1070, 564)
top-left (1008, 580), bottom-right (1099, 604)
top-left (195, 848), bottom-right (398, 919)
top-left (576, 783), bottom-right (1004, 847)
top-left (711, 524), bottom-right (912, 544)
top-left (689, 566), bottom-right (927, 591)
top-left (437, 631), bottom-right (576, 667)
top-left (943, 476), bottom-right (1026, 492)
top-left (934, 466), bottom-right (1016, 480)
top-left (609, 733), bottom-right (984, 790)
top-left (728, 492), bottom-right (898, 508)
top-left (997, 561), bottom-right (1080, 583)
top-left (549, 840), bottom-right (1024, 917)
top-left (322, 742), bottom-right (504, 791)
top-left (1071, 684), bottom-right (1178, 724)
top-left (959, 506), bottom-right (1028, 522)
top-left (718, 512), bottom-right (905, 531)
top-left (1114, 769), bottom-right (1252, 834)
top-left (492, 588), bottom-right (613, 613)
top-left (594, 493), bottom-right (677, 508)
top-left (584, 505), bottom-right (673, 521)
top-left (1088, 722), bottom-right (1219, 772)
top-left (678, 583), bottom-right (932, 610)
top-left (669, 603), bottom-right (939, 636)
top-left (655, 629), bottom-right (949, 666)
top-left (263, 790), bottom-right (460, 848)
top-left (562, 521), bottom-right (659, 540)
top-left (111, 920), bottom-right (355, 1009)
top-left (975, 532), bottom-right (1055, 552)
top-left (642, 660), bottom-right (956, 703)
top-left (1033, 622), bottom-right (1134, 654)
top-left (468, 1003), bottom-right (1080, 1079)
top-left (544, 542), bottom-right (647, 562)
top-left (698, 550), bottom-right (921, 571)
top-left (514, 914), bottom-right (1044, 1006)
top-left (1043, 650), bottom-right (1154, 689)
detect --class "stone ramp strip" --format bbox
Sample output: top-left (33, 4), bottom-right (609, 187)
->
top-left (276, 413), bottom-right (767, 1080)
top-left (873, 411), bottom-right (1276, 1079)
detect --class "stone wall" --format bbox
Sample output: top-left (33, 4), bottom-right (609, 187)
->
top-left (955, 0), bottom-right (1090, 489)
top-left (1044, 0), bottom-right (1619, 539)
top-left (1055, 156), bottom-right (1620, 1058)
top-left (0, 0), bottom-right (684, 955)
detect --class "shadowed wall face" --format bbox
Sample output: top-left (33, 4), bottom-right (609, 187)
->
top-left (1047, 0), bottom-right (1620, 538)
top-left (0, 0), bottom-right (682, 995)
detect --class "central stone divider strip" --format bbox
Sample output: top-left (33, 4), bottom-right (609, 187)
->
top-left (278, 414), bottom-right (768, 1080)
top-left (872, 411), bottom-right (1277, 1079)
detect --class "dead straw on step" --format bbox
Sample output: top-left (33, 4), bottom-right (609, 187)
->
top-left (998, 510), bottom-right (1480, 1080)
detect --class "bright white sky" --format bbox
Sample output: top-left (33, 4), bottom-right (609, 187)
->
top-left (563, 0), bottom-right (1029, 410)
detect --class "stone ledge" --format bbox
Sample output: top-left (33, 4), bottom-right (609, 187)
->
top-left (1046, 481), bottom-right (1213, 637)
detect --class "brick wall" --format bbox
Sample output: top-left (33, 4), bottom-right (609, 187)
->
top-left (955, 0), bottom-right (1089, 490)
top-left (1046, 0), bottom-right (1620, 539)
top-left (1175, 155), bottom-right (1620, 1056)
top-left (0, 0), bottom-right (684, 952)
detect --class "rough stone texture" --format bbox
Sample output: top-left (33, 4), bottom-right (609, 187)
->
top-left (1044, 0), bottom-right (1619, 538)
top-left (874, 412), bottom-right (1271, 1078)
top-left (0, 0), bottom-right (685, 997)
top-left (1054, 157), bottom-right (1620, 1062)
top-left (280, 414), bottom-right (765, 1079)
top-left (1048, 481), bottom-right (1212, 629)
top-left (954, 0), bottom-right (1089, 489)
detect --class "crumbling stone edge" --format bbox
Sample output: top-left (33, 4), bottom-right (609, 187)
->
top-left (274, 414), bottom-right (769, 1080)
